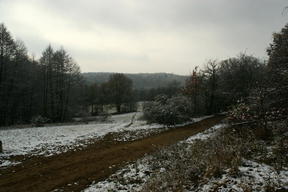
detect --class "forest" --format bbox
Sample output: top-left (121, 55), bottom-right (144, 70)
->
top-left (0, 22), bottom-right (287, 128)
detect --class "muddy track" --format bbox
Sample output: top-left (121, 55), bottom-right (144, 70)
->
top-left (0, 116), bottom-right (224, 192)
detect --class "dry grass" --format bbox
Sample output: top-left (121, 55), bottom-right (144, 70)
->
top-left (141, 126), bottom-right (245, 191)
top-left (141, 121), bottom-right (287, 192)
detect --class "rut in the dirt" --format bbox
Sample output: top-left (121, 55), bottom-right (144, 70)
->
top-left (0, 116), bottom-right (224, 192)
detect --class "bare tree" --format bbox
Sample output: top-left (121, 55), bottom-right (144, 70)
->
top-left (203, 60), bottom-right (219, 114)
top-left (106, 73), bottom-right (133, 113)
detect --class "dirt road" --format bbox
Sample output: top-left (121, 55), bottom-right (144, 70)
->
top-left (0, 116), bottom-right (224, 192)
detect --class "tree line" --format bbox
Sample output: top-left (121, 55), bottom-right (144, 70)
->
top-left (144, 23), bottom-right (288, 125)
top-left (0, 22), bottom-right (139, 126)
top-left (0, 22), bottom-right (170, 126)
top-left (182, 53), bottom-right (265, 116)
top-left (83, 73), bottom-right (135, 115)
top-left (84, 78), bottom-right (182, 116)
top-left (83, 73), bottom-right (186, 90)
top-left (0, 23), bottom-right (82, 126)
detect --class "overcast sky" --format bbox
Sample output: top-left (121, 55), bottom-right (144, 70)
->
top-left (0, 0), bottom-right (287, 75)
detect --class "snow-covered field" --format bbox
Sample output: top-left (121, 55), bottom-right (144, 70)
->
top-left (0, 112), bottom-right (211, 168)
top-left (0, 112), bottom-right (160, 166)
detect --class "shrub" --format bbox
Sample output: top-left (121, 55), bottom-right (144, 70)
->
top-left (228, 101), bottom-right (254, 123)
top-left (143, 95), bottom-right (193, 125)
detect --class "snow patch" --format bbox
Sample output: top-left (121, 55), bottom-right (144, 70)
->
top-left (185, 123), bottom-right (227, 144)
top-left (0, 160), bottom-right (20, 168)
top-left (83, 157), bottom-right (152, 192)
top-left (198, 160), bottom-right (288, 191)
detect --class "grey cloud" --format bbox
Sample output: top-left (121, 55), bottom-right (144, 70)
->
top-left (39, 0), bottom-right (287, 30)
top-left (0, 0), bottom-right (287, 74)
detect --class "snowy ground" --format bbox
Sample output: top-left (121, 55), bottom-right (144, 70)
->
top-left (84, 159), bottom-right (288, 192)
top-left (0, 112), bottom-right (211, 168)
top-left (83, 123), bottom-right (226, 192)
top-left (83, 123), bottom-right (288, 192)
top-left (0, 112), bottom-right (157, 167)
top-left (185, 123), bottom-right (227, 144)
top-left (198, 160), bottom-right (288, 192)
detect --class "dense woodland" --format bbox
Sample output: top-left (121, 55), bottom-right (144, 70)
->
top-left (0, 23), bottom-right (83, 126)
top-left (0, 22), bottom-right (288, 127)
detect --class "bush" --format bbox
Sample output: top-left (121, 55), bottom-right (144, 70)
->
top-left (227, 101), bottom-right (254, 123)
top-left (143, 95), bottom-right (193, 125)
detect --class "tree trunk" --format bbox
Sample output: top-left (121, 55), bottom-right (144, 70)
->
top-left (0, 140), bottom-right (3, 153)
top-left (116, 104), bottom-right (121, 113)
top-left (91, 104), bottom-right (94, 115)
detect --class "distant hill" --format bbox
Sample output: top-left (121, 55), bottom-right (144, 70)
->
top-left (82, 72), bottom-right (188, 90)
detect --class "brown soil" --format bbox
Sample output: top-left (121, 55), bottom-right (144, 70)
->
top-left (0, 116), bottom-right (224, 192)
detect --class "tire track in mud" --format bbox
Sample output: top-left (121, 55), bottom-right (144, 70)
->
top-left (0, 115), bottom-right (224, 192)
